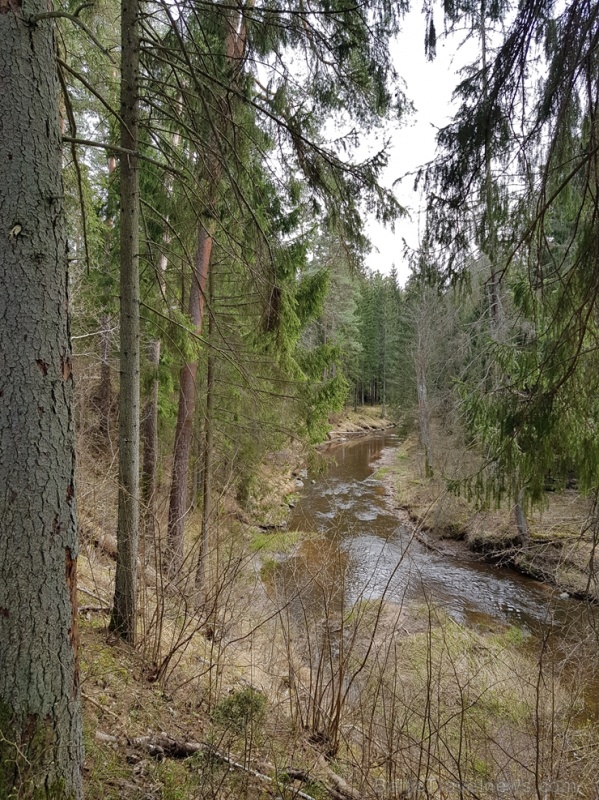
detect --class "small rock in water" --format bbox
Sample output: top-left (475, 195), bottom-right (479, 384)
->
top-left (559, 591), bottom-right (570, 599)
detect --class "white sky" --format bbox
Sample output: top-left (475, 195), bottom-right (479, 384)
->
top-left (363, 10), bottom-right (478, 283)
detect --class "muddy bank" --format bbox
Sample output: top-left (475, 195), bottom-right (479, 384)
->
top-left (378, 434), bottom-right (599, 603)
top-left (323, 407), bottom-right (395, 442)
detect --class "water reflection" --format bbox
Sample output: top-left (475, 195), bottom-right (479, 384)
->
top-left (286, 432), bottom-right (581, 634)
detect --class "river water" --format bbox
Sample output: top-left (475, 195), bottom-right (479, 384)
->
top-left (283, 431), bottom-right (594, 640)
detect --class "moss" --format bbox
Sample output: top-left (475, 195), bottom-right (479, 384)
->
top-left (0, 702), bottom-right (77, 800)
top-left (373, 466), bottom-right (391, 479)
top-left (249, 529), bottom-right (302, 554)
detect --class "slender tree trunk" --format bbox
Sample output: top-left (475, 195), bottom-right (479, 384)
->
top-left (111, 0), bottom-right (141, 642)
top-left (191, 375), bottom-right (206, 510)
top-left (515, 488), bottom-right (529, 547)
top-left (381, 315), bottom-right (387, 418)
top-left (166, 224), bottom-right (213, 577)
top-left (140, 126), bottom-right (178, 543)
top-left (416, 359), bottom-right (433, 478)
top-left (97, 312), bottom-right (113, 439)
top-left (166, 10), bottom-right (246, 579)
top-left (415, 297), bottom-right (433, 477)
top-left (196, 275), bottom-right (217, 611)
top-left (0, 4), bottom-right (83, 795)
top-left (141, 339), bottom-right (161, 551)
top-left (480, 0), bottom-right (500, 334)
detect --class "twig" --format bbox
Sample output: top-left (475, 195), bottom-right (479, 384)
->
top-left (78, 586), bottom-right (110, 604)
top-left (83, 694), bottom-right (121, 720)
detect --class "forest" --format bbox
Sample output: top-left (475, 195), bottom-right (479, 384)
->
top-left (2, 0), bottom-right (599, 797)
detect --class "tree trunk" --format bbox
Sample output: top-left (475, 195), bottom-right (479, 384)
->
top-left (191, 375), bottom-right (206, 510)
top-left (515, 488), bottom-right (529, 547)
top-left (0, 4), bottom-right (83, 796)
top-left (416, 361), bottom-right (433, 478)
top-left (381, 314), bottom-right (387, 418)
top-left (97, 312), bottom-right (113, 440)
top-left (165, 9), bottom-right (246, 580)
top-left (111, 0), bottom-right (141, 643)
top-left (166, 224), bottom-right (213, 578)
top-left (196, 275), bottom-right (216, 612)
top-left (480, 0), bottom-right (501, 335)
top-left (141, 339), bottom-right (161, 553)
top-left (415, 307), bottom-right (433, 477)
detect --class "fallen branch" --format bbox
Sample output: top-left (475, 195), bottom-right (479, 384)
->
top-left (94, 730), bottom-right (361, 800)
top-left (78, 585), bottom-right (110, 603)
top-left (79, 604), bottom-right (111, 614)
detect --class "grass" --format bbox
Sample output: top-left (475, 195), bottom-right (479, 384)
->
top-left (249, 528), bottom-right (303, 554)
top-left (380, 428), bottom-right (599, 599)
top-left (75, 407), bottom-right (599, 800)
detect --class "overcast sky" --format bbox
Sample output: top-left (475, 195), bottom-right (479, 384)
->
top-left (363, 10), bottom-right (478, 283)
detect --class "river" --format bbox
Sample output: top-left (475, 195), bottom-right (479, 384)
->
top-left (282, 431), bottom-right (595, 641)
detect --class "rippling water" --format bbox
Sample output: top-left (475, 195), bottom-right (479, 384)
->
top-left (285, 431), bottom-right (585, 634)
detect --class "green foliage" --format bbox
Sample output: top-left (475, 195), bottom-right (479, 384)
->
top-left (212, 688), bottom-right (266, 734)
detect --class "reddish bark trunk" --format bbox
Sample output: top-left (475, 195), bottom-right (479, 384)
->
top-left (166, 225), bottom-right (213, 578)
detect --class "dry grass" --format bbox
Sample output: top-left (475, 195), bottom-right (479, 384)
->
top-left (382, 427), bottom-right (599, 601)
top-left (73, 401), bottom-right (599, 800)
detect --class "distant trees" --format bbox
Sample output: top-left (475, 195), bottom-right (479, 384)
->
top-left (403, 0), bottom-right (599, 519)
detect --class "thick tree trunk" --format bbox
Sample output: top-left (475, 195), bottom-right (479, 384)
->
top-left (111, 0), bottom-right (141, 642)
top-left (141, 339), bottom-right (161, 552)
top-left (166, 224), bottom-right (213, 577)
top-left (0, 5), bottom-right (83, 796)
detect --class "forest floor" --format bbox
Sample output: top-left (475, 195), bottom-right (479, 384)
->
top-left (76, 405), bottom-right (399, 800)
top-left (75, 407), bottom-right (599, 799)
top-left (376, 425), bottom-right (599, 602)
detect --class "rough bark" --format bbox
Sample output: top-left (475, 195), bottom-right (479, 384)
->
top-left (0, 4), bottom-right (83, 796)
top-left (166, 224), bottom-right (213, 578)
top-left (111, 0), bottom-right (141, 642)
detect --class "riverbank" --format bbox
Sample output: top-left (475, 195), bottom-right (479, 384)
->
top-left (76, 418), bottom-right (599, 800)
top-left (244, 406), bottom-right (396, 530)
top-left (323, 407), bottom-right (395, 441)
top-left (377, 431), bottom-right (599, 602)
